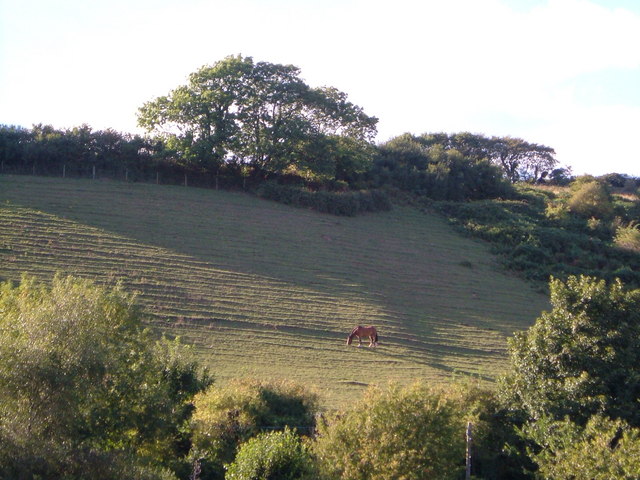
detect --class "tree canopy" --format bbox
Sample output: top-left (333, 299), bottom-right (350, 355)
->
top-left (524, 415), bottom-right (640, 479)
top-left (500, 275), bottom-right (640, 426)
top-left (138, 55), bottom-right (378, 181)
top-left (383, 132), bottom-right (557, 184)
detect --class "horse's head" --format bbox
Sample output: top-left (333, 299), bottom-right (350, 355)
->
top-left (346, 334), bottom-right (353, 345)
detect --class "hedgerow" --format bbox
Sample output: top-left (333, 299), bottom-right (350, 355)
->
top-left (256, 182), bottom-right (391, 216)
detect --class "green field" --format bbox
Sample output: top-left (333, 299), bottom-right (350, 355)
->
top-left (0, 175), bottom-right (549, 407)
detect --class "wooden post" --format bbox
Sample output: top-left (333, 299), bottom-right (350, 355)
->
top-left (32, 164), bottom-right (36, 175)
top-left (156, 171), bottom-right (159, 185)
top-left (465, 422), bottom-right (472, 480)
top-left (184, 173), bottom-right (188, 187)
top-left (92, 165), bottom-right (96, 180)
top-left (63, 164), bottom-right (66, 178)
top-left (125, 168), bottom-right (128, 182)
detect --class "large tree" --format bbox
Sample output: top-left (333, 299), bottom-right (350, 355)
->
top-left (488, 136), bottom-right (556, 183)
top-left (138, 55), bottom-right (378, 180)
top-left (138, 55), bottom-right (252, 172)
top-left (499, 275), bottom-right (640, 426)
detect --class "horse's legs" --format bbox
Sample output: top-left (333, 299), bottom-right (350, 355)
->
top-left (357, 335), bottom-right (362, 347)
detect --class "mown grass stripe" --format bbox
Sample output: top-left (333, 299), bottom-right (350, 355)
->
top-left (0, 175), bottom-right (549, 408)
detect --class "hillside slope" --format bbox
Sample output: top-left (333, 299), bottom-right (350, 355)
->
top-left (0, 175), bottom-right (548, 407)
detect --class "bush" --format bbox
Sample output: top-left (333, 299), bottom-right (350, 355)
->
top-left (614, 222), bottom-right (640, 253)
top-left (256, 182), bottom-right (391, 216)
top-left (567, 180), bottom-right (614, 219)
top-left (190, 379), bottom-right (319, 479)
top-left (313, 383), bottom-right (466, 480)
top-left (0, 274), bottom-right (210, 479)
top-left (226, 428), bottom-right (318, 480)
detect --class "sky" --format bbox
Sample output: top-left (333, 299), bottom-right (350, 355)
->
top-left (1, 0), bottom-right (639, 176)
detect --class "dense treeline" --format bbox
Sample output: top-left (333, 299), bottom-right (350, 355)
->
top-left (371, 131), bottom-right (561, 197)
top-left (0, 55), bottom-right (569, 214)
top-left (0, 122), bottom-right (562, 212)
top-left (3, 275), bottom-right (640, 479)
top-left (0, 124), bottom-right (250, 189)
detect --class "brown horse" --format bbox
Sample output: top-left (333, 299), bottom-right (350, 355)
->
top-left (347, 325), bottom-right (379, 347)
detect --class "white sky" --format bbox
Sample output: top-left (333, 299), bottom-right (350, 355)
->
top-left (1, 0), bottom-right (639, 176)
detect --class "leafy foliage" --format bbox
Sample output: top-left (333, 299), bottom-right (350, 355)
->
top-left (225, 428), bottom-right (318, 480)
top-left (256, 182), bottom-right (391, 216)
top-left (500, 275), bottom-right (640, 426)
top-left (373, 133), bottom-right (514, 201)
top-left (567, 179), bottom-right (614, 219)
top-left (137, 55), bottom-right (378, 181)
top-left (374, 132), bottom-right (556, 192)
top-left (614, 221), bottom-right (640, 253)
top-left (0, 123), bottom-right (158, 180)
top-left (524, 415), bottom-right (640, 479)
top-left (190, 379), bottom-right (319, 479)
top-left (0, 275), bottom-right (210, 479)
top-left (313, 383), bottom-right (467, 480)
top-left (436, 184), bottom-right (640, 287)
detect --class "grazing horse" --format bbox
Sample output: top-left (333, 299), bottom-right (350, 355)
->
top-left (347, 325), bottom-right (379, 347)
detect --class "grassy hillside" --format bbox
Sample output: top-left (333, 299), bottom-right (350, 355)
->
top-left (0, 175), bottom-right (548, 407)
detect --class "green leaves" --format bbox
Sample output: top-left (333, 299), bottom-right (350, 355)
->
top-left (226, 428), bottom-right (318, 480)
top-left (0, 275), bottom-right (209, 478)
top-left (500, 275), bottom-right (640, 426)
top-left (525, 415), bottom-right (640, 479)
top-left (313, 383), bottom-right (467, 480)
top-left (190, 379), bottom-right (319, 478)
top-left (137, 55), bottom-right (378, 180)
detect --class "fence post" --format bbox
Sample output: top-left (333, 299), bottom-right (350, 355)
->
top-left (125, 168), bottom-right (128, 182)
top-left (156, 171), bottom-right (159, 185)
top-left (92, 165), bottom-right (96, 180)
top-left (465, 422), bottom-right (472, 480)
top-left (63, 164), bottom-right (66, 178)
top-left (184, 173), bottom-right (188, 187)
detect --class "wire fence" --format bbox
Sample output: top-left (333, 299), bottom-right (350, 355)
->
top-left (0, 161), bottom-right (258, 191)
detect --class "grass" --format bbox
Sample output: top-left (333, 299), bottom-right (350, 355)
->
top-left (0, 175), bottom-right (549, 408)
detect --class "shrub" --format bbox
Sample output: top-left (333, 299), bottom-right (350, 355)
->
top-left (190, 379), bottom-right (319, 479)
top-left (567, 180), bottom-right (614, 219)
top-left (0, 275), bottom-right (210, 479)
top-left (614, 222), bottom-right (640, 253)
top-left (313, 383), bottom-right (466, 480)
top-left (225, 428), bottom-right (318, 480)
top-left (544, 200), bottom-right (570, 223)
top-left (256, 182), bottom-right (391, 216)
